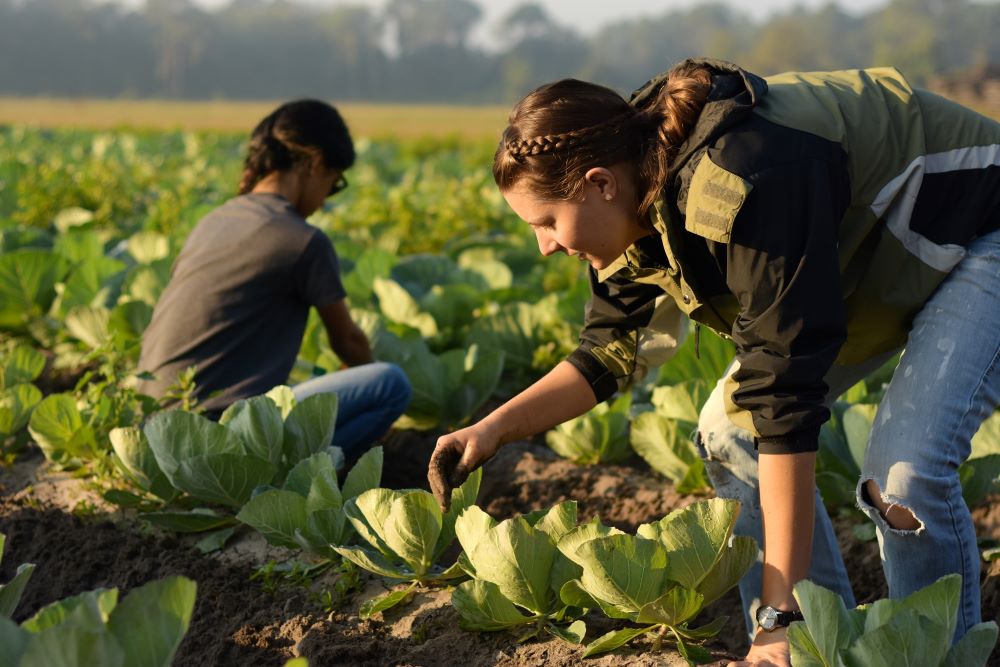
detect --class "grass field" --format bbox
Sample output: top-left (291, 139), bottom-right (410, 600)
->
top-left (0, 97), bottom-right (510, 139)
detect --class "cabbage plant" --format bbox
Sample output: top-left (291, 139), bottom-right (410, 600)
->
top-left (334, 469), bottom-right (482, 618)
top-left (236, 446), bottom-right (383, 558)
top-left (451, 501), bottom-right (621, 644)
top-left (559, 498), bottom-right (756, 662)
top-left (0, 345), bottom-right (45, 440)
top-left (788, 574), bottom-right (998, 667)
top-left (0, 532), bottom-right (35, 618)
top-left (0, 576), bottom-right (196, 667)
top-left (630, 381), bottom-right (711, 494)
top-left (141, 386), bottom-right (338, 509)
top-left (546, 393), bottom-right (632, 465)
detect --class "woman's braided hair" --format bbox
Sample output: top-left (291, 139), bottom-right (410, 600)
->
top-left (493, 61), bottom-right (711, 218)
top-left (238, 99), bottom-right (356, 195)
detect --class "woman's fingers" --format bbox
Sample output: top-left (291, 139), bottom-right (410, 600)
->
top-left (428, 437), bottom-right (464, 510)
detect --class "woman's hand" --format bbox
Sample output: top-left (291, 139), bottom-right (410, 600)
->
top-left (723, 627), bottom-right (790, 667)
top-left (428, 421), bottom-right (502, 510)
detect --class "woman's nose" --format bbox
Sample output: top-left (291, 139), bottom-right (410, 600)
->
top-left (535, 230), bottom-right (561, 257)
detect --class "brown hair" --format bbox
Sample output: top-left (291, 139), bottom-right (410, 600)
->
top-left (239, 99), bottom-right (355, 195)
top-left (493, 61), bottom-right (712, 218)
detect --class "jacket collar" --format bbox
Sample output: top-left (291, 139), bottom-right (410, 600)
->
top-left (629, 58), bottom-right (767, 183)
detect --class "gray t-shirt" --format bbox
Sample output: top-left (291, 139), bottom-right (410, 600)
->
top-left (137, 192), bottom-right (345, 412)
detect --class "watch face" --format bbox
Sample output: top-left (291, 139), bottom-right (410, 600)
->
top-left (756, 606), bottom-right (778, 630)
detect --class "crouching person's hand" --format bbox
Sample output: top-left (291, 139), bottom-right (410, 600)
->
top-left (428, 421), bottom-right (501, 511)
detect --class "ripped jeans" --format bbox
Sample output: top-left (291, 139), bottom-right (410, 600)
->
top-left (696, 228), bottom-right (1000, 642)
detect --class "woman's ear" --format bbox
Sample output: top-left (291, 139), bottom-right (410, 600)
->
top-left (583, 167), bottom-right (617, 201)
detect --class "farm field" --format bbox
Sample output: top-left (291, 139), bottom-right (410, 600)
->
top-left (0, 123), bottom-right (999, 666)
top-left (0, 98), bottom-right (508, 138)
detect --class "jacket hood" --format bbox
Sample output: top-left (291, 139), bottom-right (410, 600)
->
top-left (629, 58), bottom-right (768, 183)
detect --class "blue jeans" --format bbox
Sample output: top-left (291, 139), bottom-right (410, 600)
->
top-left (696, 228), bottom-right (1000, 642)
top-left (292, 362), bottom-right (412, 462)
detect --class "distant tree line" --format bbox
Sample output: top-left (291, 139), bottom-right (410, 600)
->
top-left (0, 0), bottom-right (998, 103)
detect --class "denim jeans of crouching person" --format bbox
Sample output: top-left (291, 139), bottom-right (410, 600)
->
top-left (292, 361), bottom-right (412, 462)
top-left (695, 226), bottom-right (1000, 644)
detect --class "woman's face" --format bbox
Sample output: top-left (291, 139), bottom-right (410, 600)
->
top-left (502, 166), bottom-right (648, 271)
top-left (297, 163), bottom-right (345, 217)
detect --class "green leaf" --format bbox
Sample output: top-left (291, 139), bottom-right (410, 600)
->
top-left (383, 491), bottom-right (442, 577)
top-left (0, 383), bottom-right (42, 437)
top-left (0, 615), bottom-right (28, 665)
top-left (452, 579), bottom-right (534, 631)
top-left (21, 624), bottom-right (125, 667)
top-left (530, 501), bottom-right (577, 542)
top-left (344, 488), bottom-right (402, 557)
top-left (545, 619), bottom-right (587, 644)
top-left (454, 505), bottom-right (498, 571)
top-left (636, 586), bottom-right (703, 626)
top-left (546, 394), bottom-right (632, 464)
top-left (441, 345), bottom-right (504, 429)
top-left (283, 392), bottom-right (338, 469)
top-left (144, 410), bottom-right (245, 479)
top-left (140, 509), bottom-right (237, 533)
top-left (109, 426), bottom-right (177, 502)
top-left (341, 445), bottom-right (383, 500)
top-left (127, 231), bottom-right (170, 265)
top-left (265, 386), bottom-right (296, 419)
top-left (469, 516), bottom-right (556, 614)
top-left (0, 250), bottom-right (65, 331)
top-left (573, 534), bottom-right (668, 615)
top-left (843, 609), bottom-right (949, 667)
top-left (283, 451), bottom-right (342, 511)
top-left (0, 562), bottom-right (36, 617)
top-left (657, 325), bottom-right (734, 386)
top-left (374, 277), bottom-right (438, 337)
top-left (637, 498), bottom-right (739, 590)
top-left (108, 300), bottom-right (153, 341)
top-left (842, 404), bottom-right (877, 471)
top-left (943, 621), bottom-right (999, 667)
top-left (23, 588), bottom-right (119, 632)
top-left (630, 411), bottom-right (710, 493)
top-left (195, 527), bottom-right (236, 554)
top-left (694, 534), bottom-right (757, 606)
top-left (1, 345), bottom-right (45, 389)
top-left (793, 578), bottom-right (865, 663)
top-left (28, 393), bottom-right (97, 464)
top-left (297, 506), bottom-right (351, 553)
top-left (170, 453), bottom-right (276, 508)
top-left (555, 517), bottom-right (624, 563)
top-left (236, 490), bottom-right (308, 549)
top-left (650, 380), bottom-right (708, 423)
top-left (333, 545), bottom-right (409, 580)
top-left (437, 467), bottom-right (482, 562)
top-left (558, 579), bottom-right (603, 613)
top-left (64, 305), bottom-right (111, 348)
top-left (359, 586), bottom-right (415, 620)
top-left (219, 395), bottom-right (284, 469)
top-left (582, 625), bottom-right (655, 658)
top-left (106, 576), bottom-right (197, 667)
top-left (787, 621), bottom-right (829, 667)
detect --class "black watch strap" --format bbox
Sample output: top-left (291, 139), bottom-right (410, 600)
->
top-left (756, 605), bottom-right (804, 631)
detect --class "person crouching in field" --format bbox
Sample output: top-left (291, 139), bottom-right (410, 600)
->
top-left (138, 99), bottom-right (411, 463)
top-left (427, 58), bottom-right (1000, 666)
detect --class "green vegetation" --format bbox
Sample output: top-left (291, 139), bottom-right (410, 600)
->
top-left (789, 575), bottom-right (998, 667)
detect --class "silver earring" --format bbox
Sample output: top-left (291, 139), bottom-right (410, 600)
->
top-left (604, 194), bottom-right (612, 201)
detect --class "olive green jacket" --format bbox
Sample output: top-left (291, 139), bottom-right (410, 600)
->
top-left (565, 58), bottom-right (1000, 453)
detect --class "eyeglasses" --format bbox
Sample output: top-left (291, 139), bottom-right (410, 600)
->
top-left (328, 173), bottom-right (348, 197)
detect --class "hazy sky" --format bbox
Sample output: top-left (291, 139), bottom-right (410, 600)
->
top-left (118, 0), bottom-right (888, 32)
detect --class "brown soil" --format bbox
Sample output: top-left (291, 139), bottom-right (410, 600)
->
top-left (1, 430), bottom-right (998, 667)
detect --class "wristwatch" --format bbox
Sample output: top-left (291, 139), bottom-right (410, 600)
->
top-left (755, 605), bottom-right (804, 632)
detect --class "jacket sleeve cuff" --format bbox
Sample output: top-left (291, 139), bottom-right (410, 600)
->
top-left (566, 347), bottom-right (619, 404)
top-left (755, 427), bottom-right (821, 454)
